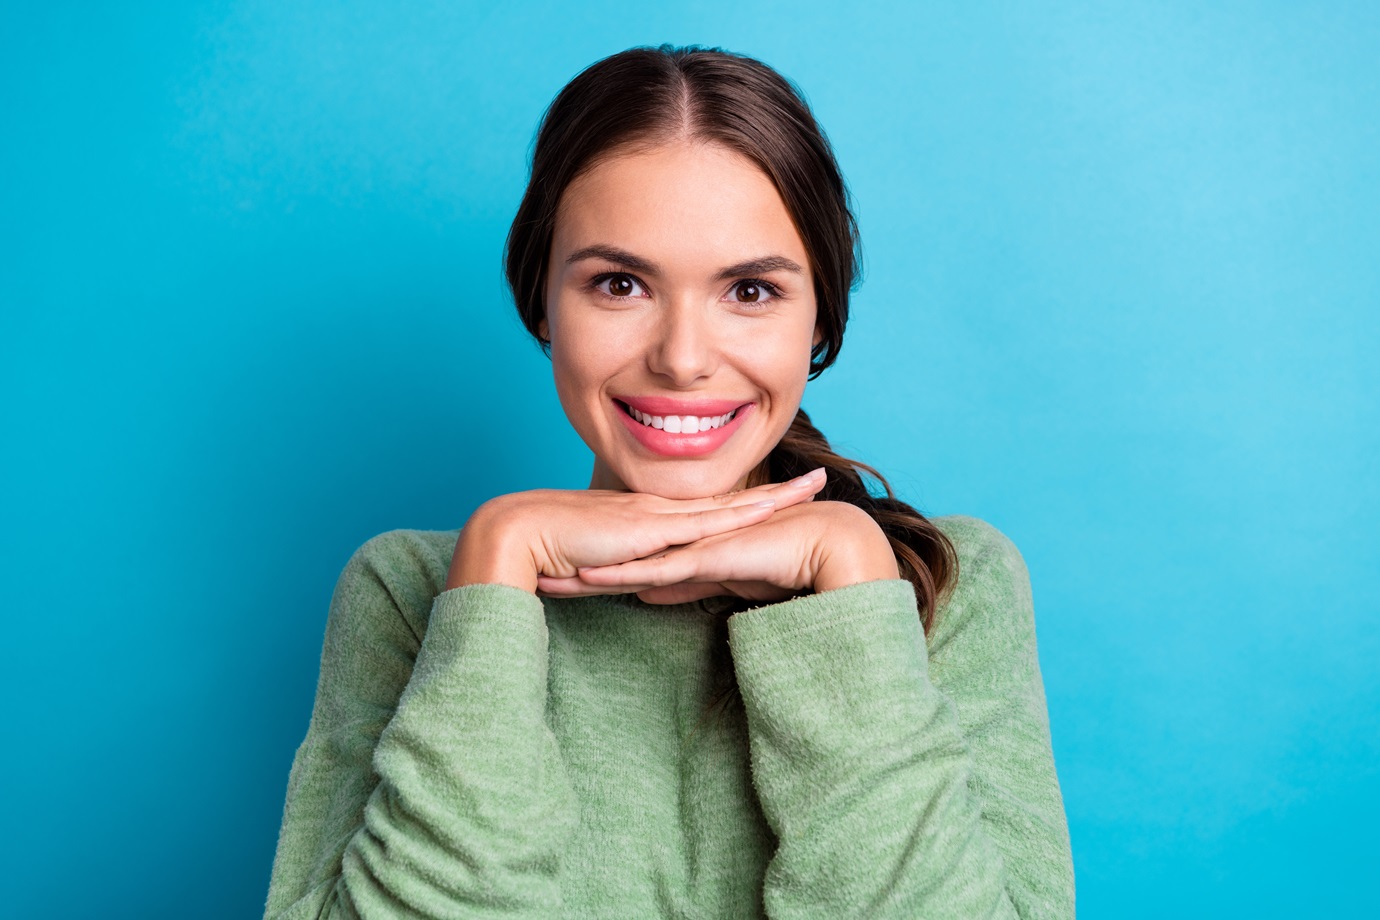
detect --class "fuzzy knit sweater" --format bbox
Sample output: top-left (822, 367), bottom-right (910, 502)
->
top-left (263, 514), bottom-right (1074, 918)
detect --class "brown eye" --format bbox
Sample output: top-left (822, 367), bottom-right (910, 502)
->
top-left (735, 281), bottom-right (762, 302)
top-left (594, 273), bottom-right (646, 300)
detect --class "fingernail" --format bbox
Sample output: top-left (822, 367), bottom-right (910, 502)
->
top-left (754, 499), bottom-right (776, 508)
top-left (792, 468), bottom-right (825, 485)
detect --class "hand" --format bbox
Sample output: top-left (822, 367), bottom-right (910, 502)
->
top-left (445, 469), bottom-right (829, 594)
top-left (536, 499), bottom-right (901, 605)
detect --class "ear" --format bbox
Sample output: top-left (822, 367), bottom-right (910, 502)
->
top-left (538, 317), bottom-right (550, 343)
top-left (812, 325), bottom-right (823, 349)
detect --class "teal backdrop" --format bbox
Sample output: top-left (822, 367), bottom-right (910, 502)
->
top-left (3, 2), bottom-right (1376, 916)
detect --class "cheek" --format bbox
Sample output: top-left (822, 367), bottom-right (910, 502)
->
top-left (767, 330), bottom-right (816, 432)
top-left (763, 321), bottom-right (816, 384)
top-left (727, 329), bottom-right (812, 409)
top-left (548, 315), bottom-right (633, 421)
top-left (547, 302), bottom-right (588, 391)
top-left (550, 343), bottom-right (600, 415)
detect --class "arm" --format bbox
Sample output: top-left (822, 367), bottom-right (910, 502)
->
top-left (726, 517), bottom-right (1074, 919)
top-left (263, 530), bottom-right (577, 919)
top-left (265, 479), bottom-right (824, 917)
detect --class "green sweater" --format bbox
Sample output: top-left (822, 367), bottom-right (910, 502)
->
top-left (264, 515), bottom-right (1074, 918)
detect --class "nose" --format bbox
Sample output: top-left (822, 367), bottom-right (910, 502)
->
top-left (646, 299), bottom-right (718, 387)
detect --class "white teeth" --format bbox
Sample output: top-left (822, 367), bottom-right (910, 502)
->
top-left (624, 405), bottom-right (741, 433)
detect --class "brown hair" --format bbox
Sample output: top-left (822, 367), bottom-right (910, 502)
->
top-left (505, 44), bottom-right (956, 631)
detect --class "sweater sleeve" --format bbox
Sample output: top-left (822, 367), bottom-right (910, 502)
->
top-left (725, 517), bottom-right (1074, 919)
top-left (263, 531), bottom-right (578, 919)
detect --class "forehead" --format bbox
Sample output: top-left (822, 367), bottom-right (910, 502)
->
top-left (551, 142), bottom-right (808, 271)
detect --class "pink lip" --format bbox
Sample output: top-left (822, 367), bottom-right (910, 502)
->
top-left (613, 397), bottom-right (756, 458)
top-left (617, 395), bottom-right (749, 416)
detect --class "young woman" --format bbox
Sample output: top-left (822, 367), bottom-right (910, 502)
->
top-left (264, 45), bottom-right (1074, 919)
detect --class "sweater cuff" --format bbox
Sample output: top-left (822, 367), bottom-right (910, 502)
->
top-left (430, 582), bottom-right (546, 639)
top-left (726, 579), bottom-right (931, 728)
top-left (726, 578), bottom-right (924, 654)
top-left (409, 583), bottom-right (550, 711)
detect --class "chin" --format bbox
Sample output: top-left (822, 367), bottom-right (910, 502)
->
top-left (619, 461), bottom-right (750, 500)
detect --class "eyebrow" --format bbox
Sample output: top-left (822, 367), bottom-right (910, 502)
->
top-left (564, 244), bottom-right (804, 282)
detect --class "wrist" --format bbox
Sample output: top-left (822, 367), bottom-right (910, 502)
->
top-left (446, 497), bottom-right (539, 593)
top-left (813, 506), bottom-right (900, 593)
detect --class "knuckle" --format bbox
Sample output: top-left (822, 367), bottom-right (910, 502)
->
top-left (682, 509), bottom-right (716, 534)
top-left (647, 553), bottom-right (684, 584)
top-left (631, 530), bottom-right (669, 558)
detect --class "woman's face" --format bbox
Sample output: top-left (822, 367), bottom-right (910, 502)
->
top-left (542, 141), bottom-right (819, 500)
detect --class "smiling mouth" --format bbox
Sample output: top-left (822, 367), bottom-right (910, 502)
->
top-left (616, 401), bottom-right (740, 434)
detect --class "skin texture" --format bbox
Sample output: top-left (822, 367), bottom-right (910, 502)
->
top-left (447, 141), bottom-right (898, 602)
top-left (543, 140), bottom-right (818, 500)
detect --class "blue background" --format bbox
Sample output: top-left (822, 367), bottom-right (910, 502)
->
top-left (3, 2), bottom-right (1376, 916)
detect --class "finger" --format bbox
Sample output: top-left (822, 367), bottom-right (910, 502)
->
top-left (670, 468), bottom-right (827, 513)
top-left (578, 547), bottom-right (702, 588)
top-left (637, 582), bottom-right (728, 605)
top-left (541, 576), bottom-right (729, 605)
top-left (642, 470), bottom-right (828, 551)
top-left (756, 468), bottom-right (827, 509)
top-left (586, 516), bottom-right (816, 594)
top-left (638, 581), bottom-right (798, 606)
top-left (646, 499), bottom-right (780, 551)
top-left (536, 574), bottom-right (645, 597)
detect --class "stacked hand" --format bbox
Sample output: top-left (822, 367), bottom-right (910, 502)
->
top-left (446, 469), bottom-right (900, 604)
